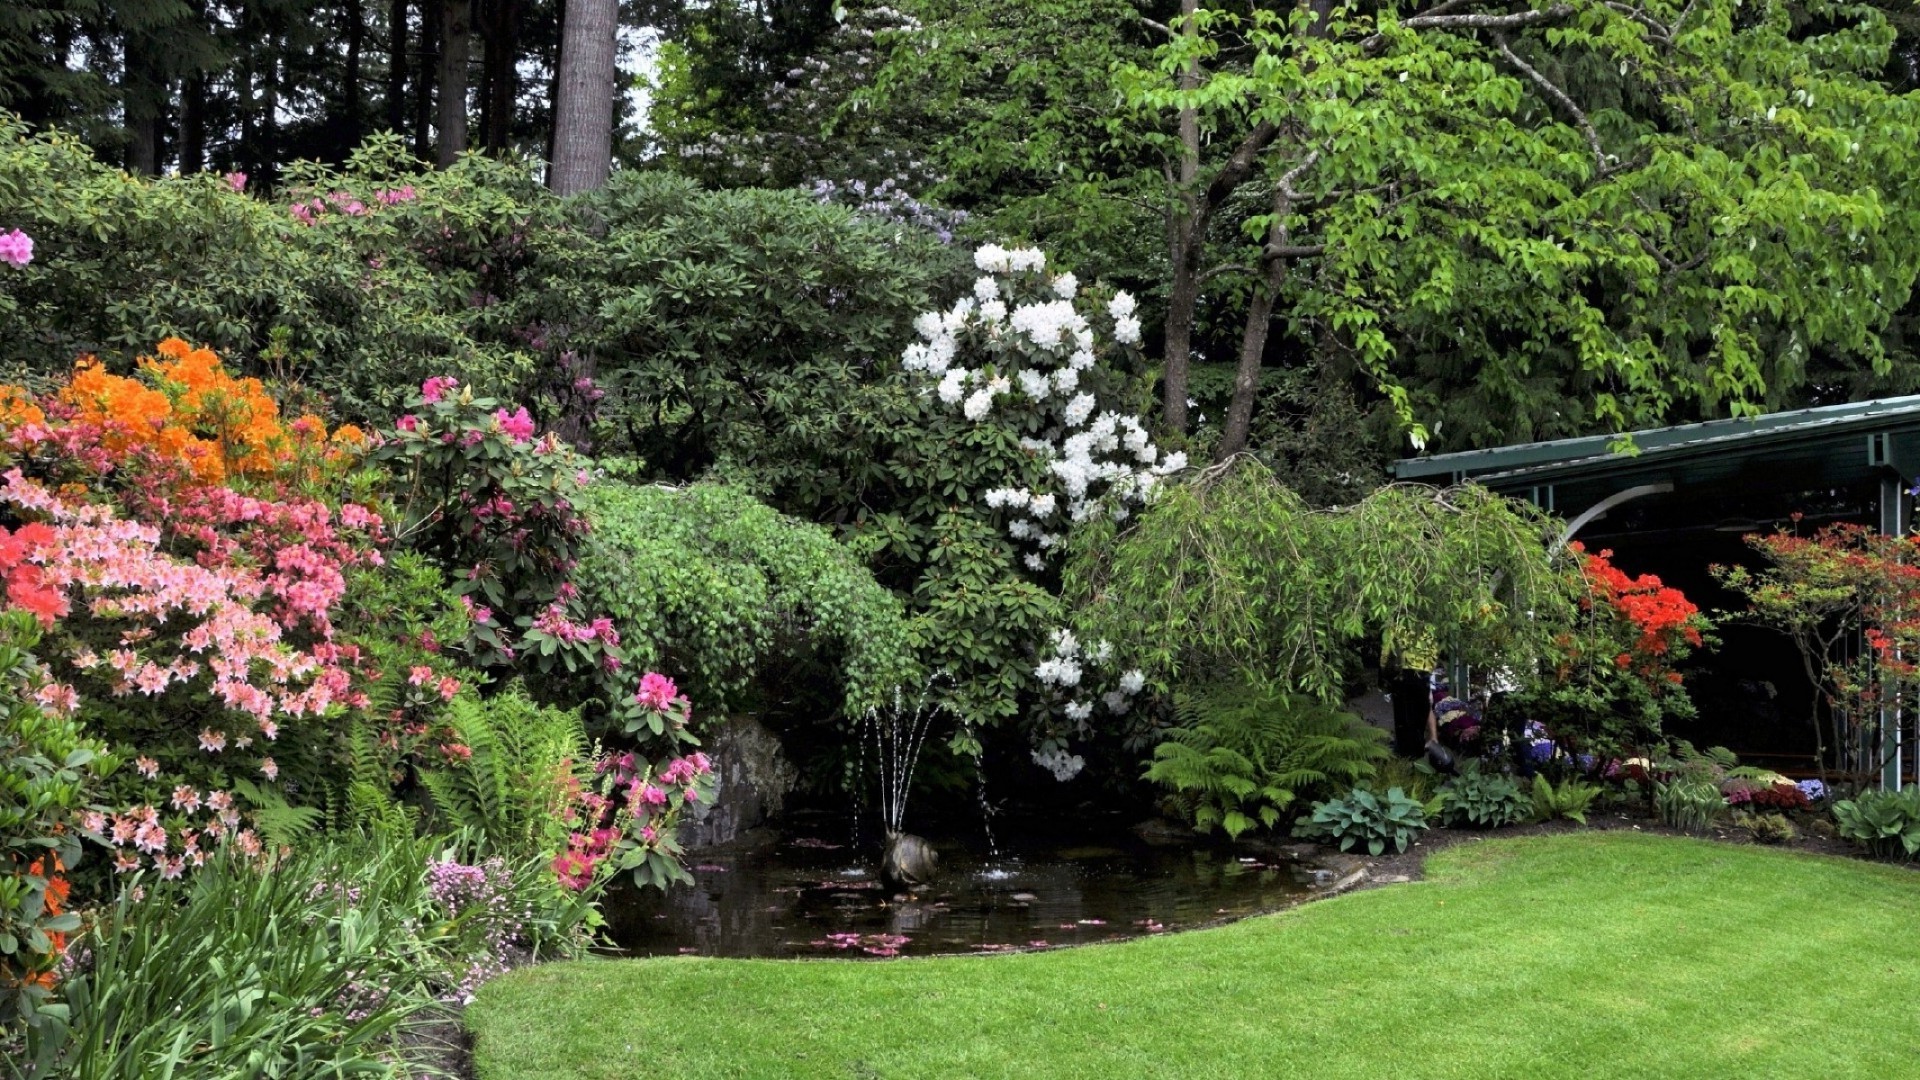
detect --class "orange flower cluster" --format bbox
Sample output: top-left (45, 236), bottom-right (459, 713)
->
top-left (3, 339), bottom-right (361, 486)
top-left (1581, 547), bottom-right (1705, 657)
top-left (7, 855), bottom-right (70, 991)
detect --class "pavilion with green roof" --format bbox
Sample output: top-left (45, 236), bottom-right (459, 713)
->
top-left (1395, 395), bottom-right (1920, 788)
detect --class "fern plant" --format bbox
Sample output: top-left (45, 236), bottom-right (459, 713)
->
top-left (417, 686), bottom-right (587, 863)
top-left (1529, 774), bottom-right (1600, 824)
top-left (1145, 681), bottom-right (1388, 838)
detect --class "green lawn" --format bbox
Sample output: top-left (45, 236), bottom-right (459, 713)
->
top-left (469, 833), bottom-right (1920, 1079)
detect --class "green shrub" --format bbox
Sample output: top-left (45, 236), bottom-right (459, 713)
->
top-left (1145, 682), bottom-right (1388, 838)
top-left (1293, 787), bottom-right (1430, 856)
top-left (1655, 779), bottom-right (1727, 834)
top-left (0, 612), bottom-right (115, 1030)
top-left (1831, 787), bottom-right (1920, 860)
top-left (0, 122), bottom-right (573, 416)
top-left (1733, 811), bottom-right (1798, 845)
top-left (1438, 762), bottom-right (1532, 829)
top-left (1529, 774), bottom-right (1600, 825)
top-left (575, 478), bottom-right (920, 718)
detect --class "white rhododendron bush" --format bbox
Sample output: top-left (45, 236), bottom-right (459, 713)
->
top-left (900, 244), bottom-right (1185, 778)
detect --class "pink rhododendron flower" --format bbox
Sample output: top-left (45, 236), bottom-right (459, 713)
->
top-left (0, 229), bottom-right (32, 267)
top-left (225, 172), bottom-right (247, 192)
top-left (136, 756), bottom-right (159, 779)
top-left (260, 756), bottom-right (279, 780)
top-left (395, 413), bottom-right (419, 432)
top-left (408, 665), bottom-right (433, 686)
top-left (494, 406), bottom-right (536, 443)
top-left (421, 376), bottom-right (458, 404)
top-left (635, 672), bottom-right (679, 711)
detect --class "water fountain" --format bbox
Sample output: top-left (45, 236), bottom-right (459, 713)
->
top-left (865, 682), bottom-right (943, 890)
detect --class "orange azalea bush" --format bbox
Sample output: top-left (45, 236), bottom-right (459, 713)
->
top-left (3, 337), bottom-right (359, 489)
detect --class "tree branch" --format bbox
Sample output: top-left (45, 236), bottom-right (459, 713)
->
top-left (1493, 33), bottom-right (1610, 176)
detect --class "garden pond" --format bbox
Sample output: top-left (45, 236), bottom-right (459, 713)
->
top-left (600, 817), bottom-right (1334, 958)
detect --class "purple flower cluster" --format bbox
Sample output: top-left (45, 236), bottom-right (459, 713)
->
top-left (425, 856), bottom-right (533, 1004)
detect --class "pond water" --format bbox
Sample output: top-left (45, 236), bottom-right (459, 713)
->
top-left (600, 822), bottom-right (1325, 958)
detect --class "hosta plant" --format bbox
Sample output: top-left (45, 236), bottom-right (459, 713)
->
top-left (1438, 762), bottom-right (1532, 829)
top-left (1293, 786), bottom-right (1429, 856)
top-left (1831, 787), bottom-right (1920, 860)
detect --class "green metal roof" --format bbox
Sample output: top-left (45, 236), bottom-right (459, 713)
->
top-left (1394, 395), bottom-right (1920, 495)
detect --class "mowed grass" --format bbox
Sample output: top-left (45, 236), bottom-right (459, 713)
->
top-left (468, 833), bottom-right (1920, 1079)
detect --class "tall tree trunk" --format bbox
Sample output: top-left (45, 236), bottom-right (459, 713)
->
top-left (414, 3), bottom-right (437, 158)
top-left (386, 0), bottom-right (409, 132)
top-left (345, 0), bottom-right (365, 145)
top-left (1160, 0), bottom-right (1202, 436)
top-left (544, 0), bottom-right (566, 168)
top-left (548, 0), bottom-right (615, 195)
top-left (1217, 251), bottom-right (1284, 459)
top-left (260, 44), bottom-right (280, 186)
top-left (437, 0), bottom-right (471, 166)
top-left (123, 34), bottom-right (161, 175)
top-left (478, 0), bottom-right (522, 152)
top-left (182, 71), bottom-right (207, 172)
top-left (1219, 165), bottom-right (1312, 458)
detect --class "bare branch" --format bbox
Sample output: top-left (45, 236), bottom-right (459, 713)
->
top-left (1402, 4), bottom-right (1575, 31)
top-left (1493, 34), bottom-right (1609, 176)
top-left (1264, 242), bottom-right (1328, 259)
top-left (1199, 262), bottom-right (1259, 285)
top-left (1141, 16), bottom-right (1175, 37)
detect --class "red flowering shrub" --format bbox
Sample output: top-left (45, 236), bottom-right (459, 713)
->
top-left (1506, 544), bottom-right (1712, 758)
top-left (1715, 522), bottom-right (1920, 781)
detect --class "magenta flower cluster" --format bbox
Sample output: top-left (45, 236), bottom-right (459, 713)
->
top-left (0, 228), bottom-right (31, 267)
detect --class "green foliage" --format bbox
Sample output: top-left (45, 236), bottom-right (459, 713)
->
top-left (0, 612), bottom-right (113, 1029)
top-left (1145, 682), bottom-right (1389, 838)
top-left (417, 688), bottom-right (585, 864)
top-left (586, 171), bottom-right (966, 502)
top-left (1367, 757), bottom-right (1441, 805)
top-left (1067, 461), bottom-right (1583, 702)
top-left (1438, 763), bottom-right (1533, 829)
top-left (1529, 774), bottom-right (1600, 826)
top-left (575, 479), bottom-right (921, 718)
top-left (1655, 780), bottom-right (1728, 834)
top-left (15, 829), bottom-right (602, 1076)
top-left (1293, 787), bottom-right (1431, 856)
top-left (1831, 786), bottom-right (1920, 860)
top-left (0, 124), bottom-right (581, 417)
top-left (17, 836), bottom-right (435, 1078)
top-left (1734, 811), bottom-right (1798, 845)
top-left (1122, 0), bottom-right (1920, 448)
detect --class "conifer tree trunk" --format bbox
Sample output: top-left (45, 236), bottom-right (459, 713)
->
top-left (436, 0), bottom-right (471, 165)
top-left (345, 0), bottom-right (365, 144)
top-left (548, 0), bottom-right (615, 195)
top-left (386, 0), bottom-right (409, 133)
top-left (413, 4), bottom-right (437, 158)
